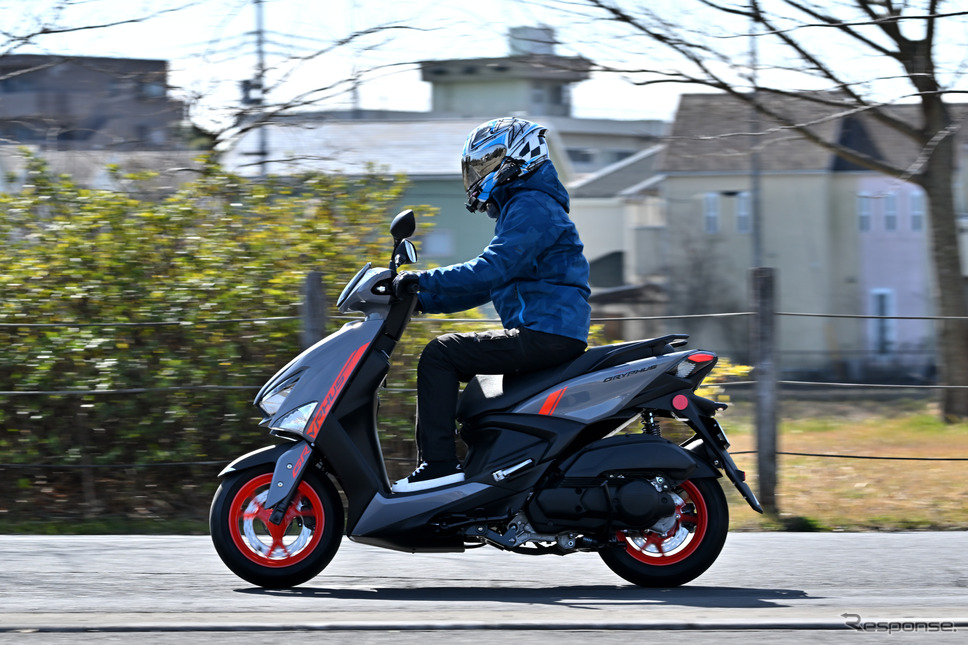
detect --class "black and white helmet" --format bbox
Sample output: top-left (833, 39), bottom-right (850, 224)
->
top-left (461, 117), bottom-right (550, 212)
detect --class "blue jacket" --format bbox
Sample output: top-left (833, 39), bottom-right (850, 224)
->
top-left (417, 162), bottom-right (591, 343)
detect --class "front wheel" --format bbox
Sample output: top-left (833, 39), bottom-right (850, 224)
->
top-left (210, 463), bottom-right (344, 588)
top-left (599, 478), bottom-right (728, 587)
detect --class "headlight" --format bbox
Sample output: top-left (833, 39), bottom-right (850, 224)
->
top-left (270, 402), bottom-right (318, 433)
top-left (258, 378), bottom-right (299, 416)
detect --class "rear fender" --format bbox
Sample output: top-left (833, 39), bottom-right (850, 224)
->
top-left (655, 390), bottom-right (764, 514)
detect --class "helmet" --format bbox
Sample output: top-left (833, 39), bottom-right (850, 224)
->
top-left (461, 117), bottom-right (550, 213)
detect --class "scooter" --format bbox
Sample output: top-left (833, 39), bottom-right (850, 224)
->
top-left (209, 209), bottom-right (762, 589)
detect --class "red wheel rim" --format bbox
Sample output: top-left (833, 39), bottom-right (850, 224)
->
top-left (617, 479), bottom-right (708, 566)
top-left (227, 473), bottom-right (325, 568)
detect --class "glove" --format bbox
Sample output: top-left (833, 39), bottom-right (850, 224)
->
top-left (392, 272), bottom-right (421, 299)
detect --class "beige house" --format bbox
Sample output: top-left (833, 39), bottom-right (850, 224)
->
top-left (580, 92), bottom-right (968, 380)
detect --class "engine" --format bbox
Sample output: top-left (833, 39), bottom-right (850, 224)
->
top-left (527, 476), bottom-right (677, 533)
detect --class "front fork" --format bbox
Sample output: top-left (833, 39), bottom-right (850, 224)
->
top-left (264, 440), bottom-right (315, 524)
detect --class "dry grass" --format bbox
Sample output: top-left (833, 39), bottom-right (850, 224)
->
top-left (712, 398), bottom-right (968, 531)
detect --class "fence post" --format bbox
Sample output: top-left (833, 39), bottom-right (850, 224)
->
top-left (301, 271), bottom-right (327, 349)
top-left (750, 267), bottom-right (778, 514)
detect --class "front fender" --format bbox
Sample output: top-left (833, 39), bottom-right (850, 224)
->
top-left (218, 440), bottom-right (316, 518)
top-left (218, 442), bottom-right (297, 478)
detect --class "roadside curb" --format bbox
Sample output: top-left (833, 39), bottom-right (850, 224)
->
top-left (4, 618), bottom-right (967, 633)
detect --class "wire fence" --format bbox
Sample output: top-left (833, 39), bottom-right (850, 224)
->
top-left (1, 307), bottom-right (966, 475)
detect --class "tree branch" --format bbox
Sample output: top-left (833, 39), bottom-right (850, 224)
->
top-left (1, 2), bottom-right (200, 55)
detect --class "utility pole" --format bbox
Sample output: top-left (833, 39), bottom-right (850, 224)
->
top-left (749, 2), bottom-right (777, 514)
top-left (749, 3), bottom-right (763, 268)
top-left (254, 0), bottom-right (268, 175)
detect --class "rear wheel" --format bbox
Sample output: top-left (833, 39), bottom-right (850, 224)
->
top-left (210, 464), bottom-right (343, 588)
top-left (599, 478), bottom-right (728, 587)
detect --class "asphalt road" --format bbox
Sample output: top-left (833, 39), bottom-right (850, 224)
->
top-left (1, 532), bottom-right (966, 643)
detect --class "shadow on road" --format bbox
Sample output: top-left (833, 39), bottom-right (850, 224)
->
top-left (236, 585), bottom-right (812, 609)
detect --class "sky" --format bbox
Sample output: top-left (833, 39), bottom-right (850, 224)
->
top-left (2, 0), bottom-right (688, 132)
top-left (4, 1), bottom-right (966, 134)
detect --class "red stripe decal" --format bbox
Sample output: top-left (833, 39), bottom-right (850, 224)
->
top-left (539, 387), bottom-right (567, 416)
top-left (292, 443), bottom-right (312, 479)
top-left (304, 343), bottom-right (369, 440)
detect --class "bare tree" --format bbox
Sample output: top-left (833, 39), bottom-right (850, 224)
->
top-left (544, 0), bottom-right (968, 419)
top-left (0, 1), bottom-right (423, 154)
top-left (0, 1), bottom-right (201, 56)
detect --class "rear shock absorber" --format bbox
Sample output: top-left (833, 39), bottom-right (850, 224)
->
top-left (642, 411), bottom-right (661, 436)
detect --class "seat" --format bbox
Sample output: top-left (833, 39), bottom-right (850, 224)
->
top-left (456, 334), bottom-right (688, 422)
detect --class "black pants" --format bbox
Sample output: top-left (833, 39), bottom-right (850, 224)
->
top-left (415, 327), bottom-right (587, 462)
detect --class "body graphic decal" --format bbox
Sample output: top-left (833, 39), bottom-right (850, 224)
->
top-left (539, 387), bottom-right (567, 416)
top-left (305, 343), bottom-right (370, 440)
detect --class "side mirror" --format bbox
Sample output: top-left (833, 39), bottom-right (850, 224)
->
top-left (390, 209), bottom-right (416, 242)
top-left (394, 239), bottom-right (418, 269)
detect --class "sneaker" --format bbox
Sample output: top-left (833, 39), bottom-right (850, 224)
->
top-left (391, 460), bottom-right (464, 493)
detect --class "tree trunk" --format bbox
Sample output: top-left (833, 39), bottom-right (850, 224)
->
top-left (919, 115), bottom-right (968, 420)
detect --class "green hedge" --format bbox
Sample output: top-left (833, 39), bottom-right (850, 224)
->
top-left (0, 152), bottom-right (471, 526)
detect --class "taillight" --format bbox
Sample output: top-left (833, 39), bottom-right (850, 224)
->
top-left (671, 352), bottom-right (716, 378)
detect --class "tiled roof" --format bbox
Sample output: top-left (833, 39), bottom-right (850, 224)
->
top-left (663, 92), bottom-right (842, 173)
top-left (663, 92), bottom-right (968, 175)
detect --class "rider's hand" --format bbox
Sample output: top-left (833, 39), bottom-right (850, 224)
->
top-left (392, 272), bottom-right (421, 299)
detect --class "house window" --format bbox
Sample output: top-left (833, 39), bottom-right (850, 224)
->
top-left (548, 84), bottom-right (565, 106)
top-left (0, 67), bottom-right (35, 92)
top-left (149, 127), bottom-right (166, 146)
top-left (107, 78), bottom-right (124, 97)
top-left (419, 229), bottom-right (455, 258)
top-left (703, 193), bottom-right (720, 234)
top-left (608, 150), bottom-right (635, 164)
top-left (531, 84), bottom-right (545, 106)
top-left (910, 189), bottom-right (925, 232)
top-left (870, 289), bottom-right (896, 355)
top-left (139, 80), bottom-right (166, 100)
top-left (567, 149), bottom-right (594, 164)
top-left (884, 192), bottom-right (898, 231)
top-left (736, 191), bottom-right (751, 234)
top-left (857, 192), bottom-right (872, 232)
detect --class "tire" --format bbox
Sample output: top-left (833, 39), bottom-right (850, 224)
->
top-left (599, 478), bottom-right (729, 587)
top-left (210, 463), bottom-right (344, 589)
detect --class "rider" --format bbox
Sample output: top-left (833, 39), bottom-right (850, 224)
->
top-left (391, 117), bottom-right (592, 493)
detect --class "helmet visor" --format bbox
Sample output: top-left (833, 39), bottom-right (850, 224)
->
top-left (462, 144), bottom-right (507, 191)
